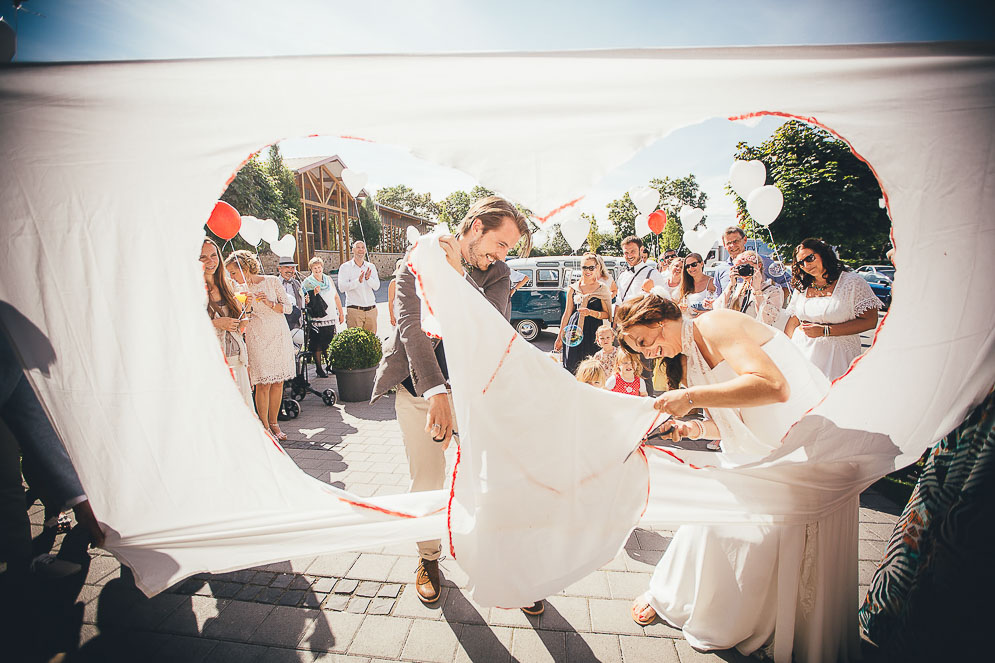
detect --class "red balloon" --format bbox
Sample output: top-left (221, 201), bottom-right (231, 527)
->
top-left (648, 209), bottom-right (668, 234)
top-left (207, 201), bottom-right (241, 240)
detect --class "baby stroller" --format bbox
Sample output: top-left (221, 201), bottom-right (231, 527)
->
top-left (285, 295), bottom-right (337, 409)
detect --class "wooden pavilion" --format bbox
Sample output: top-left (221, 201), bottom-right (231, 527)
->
top-left (283, 156), bottom-right (365, 272)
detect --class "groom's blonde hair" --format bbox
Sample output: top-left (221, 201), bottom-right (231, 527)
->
top-left (455, 196), bottom-right (532, 257)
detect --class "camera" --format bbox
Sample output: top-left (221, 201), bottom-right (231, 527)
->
top-left (734, 264), bottom-right (755, 277)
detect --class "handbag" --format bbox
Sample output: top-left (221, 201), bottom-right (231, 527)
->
top-left (306, 289), bottom-right (328, 318)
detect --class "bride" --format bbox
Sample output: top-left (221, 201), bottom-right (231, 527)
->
top-left (615, 293), bottom-right (858, 663)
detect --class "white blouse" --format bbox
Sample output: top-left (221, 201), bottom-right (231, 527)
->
top-left (785, 270), bottom-right (882, 380)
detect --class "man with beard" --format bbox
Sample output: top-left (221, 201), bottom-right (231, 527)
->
top-left (372, 196), bottom-right (534, 609)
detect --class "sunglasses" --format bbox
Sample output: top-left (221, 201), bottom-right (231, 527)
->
top-left (684, 261), bottom-right (700, 268)
top-left (581, 265), bottom-right (597, 271)
top-left (799, 254), bottom-right (818, 265)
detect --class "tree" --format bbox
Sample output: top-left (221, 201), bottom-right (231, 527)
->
top-left (540, 223), bottom-right (572, 256)
top-left (375, 184), bottom-right (439, 220)
top-left (603, 175), bottom-right (707, 257)
top-left (265, 145), bottom-right (302, 225)
top-left (606, 193), bottom-right (637, 254)
top-left (730, 120), bottom-right (890, 264)
top-left (584, 214), bottom-right (615, 255)
top-left (349, 196), bottom-right (382, 250)
top-left (649, 175), bottom-right (708, 253)
top-left (437, 190), bottom-right (475, 232)
top-left (215, 150), bottom-right (300, 250)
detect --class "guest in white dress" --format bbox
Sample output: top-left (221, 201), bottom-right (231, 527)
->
top-left (783, 238), bottom-right (882, 381)
top-left (224, 250), bottom-right (295, 441)
top-left (616, 294), bottom-right (857, 663)
top-left (677, 252), bottom-right (716, 317)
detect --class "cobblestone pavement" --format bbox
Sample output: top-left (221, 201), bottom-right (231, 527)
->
top-left (20, 304), bottom-right (897, 662)
top-left (25, 358), bottom-right (900, 663)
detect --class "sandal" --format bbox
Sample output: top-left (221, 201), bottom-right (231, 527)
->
top-left (521, 600), bottom-right (544, 616)
top-left (269, 424), bottom-right (288, 441)
top-left (631, 595), bottom-right (657, 626)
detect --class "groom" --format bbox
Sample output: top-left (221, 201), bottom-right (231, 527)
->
top-left (372, 196), bottom-right (532, 606)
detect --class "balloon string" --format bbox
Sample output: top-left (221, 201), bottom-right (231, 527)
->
top-left (764, 225), bottom-right (782, 263)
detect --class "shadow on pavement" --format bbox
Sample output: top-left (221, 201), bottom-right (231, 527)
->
top-left (441, 589), bottom-right (512, 663)
top-left (71, 562), bottom-right (336, 662)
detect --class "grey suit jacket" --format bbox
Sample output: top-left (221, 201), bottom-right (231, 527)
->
top-left (372, 254), bottom-right (511, 402)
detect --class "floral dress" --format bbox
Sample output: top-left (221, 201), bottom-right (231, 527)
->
top-left (242, 275), bottom-right (295, 386)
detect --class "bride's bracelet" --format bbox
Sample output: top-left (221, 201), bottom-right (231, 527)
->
top-left (686, 419), bottom-right (706, 440)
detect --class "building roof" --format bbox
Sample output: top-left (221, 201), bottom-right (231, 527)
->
top-left (375, 203), bottom-right (436, 226)
top-left (283, 155), bottom-right (344, 174)
top-left (284, 155), bottom-right (369, 198)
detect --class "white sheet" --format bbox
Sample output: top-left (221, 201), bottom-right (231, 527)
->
top-left (0, 43), bottom-right (993, 599)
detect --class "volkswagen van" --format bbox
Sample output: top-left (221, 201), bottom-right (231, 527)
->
top-left (506, 256), bottom-right (626, 341)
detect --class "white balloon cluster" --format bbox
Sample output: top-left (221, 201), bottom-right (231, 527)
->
top-left (728, 160), bottom-right (784, 227)
top-left (676, 204), bottom-right (716, 255)
top-left (629, 186), bottom-right (659, 238)
top-left (239, 215), bottom-right (297, 258)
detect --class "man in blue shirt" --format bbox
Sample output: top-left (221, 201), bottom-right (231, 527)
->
top-left (713, 226), bottom-right (791, 300)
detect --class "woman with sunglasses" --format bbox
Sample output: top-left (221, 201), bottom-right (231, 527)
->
top-left (554, 252), bottom-right (612, 373)
top-left (678, 252), bottom-right (716, 317)
top-left (783, 238), bottom-right (881, 381)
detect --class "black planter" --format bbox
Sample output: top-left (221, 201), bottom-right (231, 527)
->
top-left (333, 366), bottom-right (377, 402)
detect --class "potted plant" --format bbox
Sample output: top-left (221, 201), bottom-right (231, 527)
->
top-left (327, 327), bottom-right (383, 402)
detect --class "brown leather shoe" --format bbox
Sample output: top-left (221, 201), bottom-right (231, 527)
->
top-left (521, 600), bottom-right (544, 616)
top-left (415, 558), bottom-right (441, 604)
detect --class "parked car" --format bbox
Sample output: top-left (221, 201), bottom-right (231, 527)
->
top-left (507, 255), bottom-right (626, 341)
top-left (855, 264), bottom-right (895, 283)
top-left (858, 271), bottom-right (892, 310)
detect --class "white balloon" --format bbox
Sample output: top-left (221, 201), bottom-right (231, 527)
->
top-left (260, 218), bottom-right (279, 245)
top-left (238, 215), bottom-right (262, 246)
top-left (560, 216), bottom-right (589, 252)
top-left (634, 212), bottom-right (651, 238)
top-left (679, 205), bottom-right (705, 228)
top-left (596, 214), bottom-right (614, 233)
top-left (271, 233), bottom-right (297, 258)
top-left (683, 225), bottom-right (722, 257)
top-left (746, 185), bottom-right (784, 226)
top-left (406, 225), bottom-right (421, 245)
top-left (729, 160), bottom-right (767, 199)
top-left (341, 169), bottom-right (368, 197)
top-left (629, 186), bottom-right (659, 216)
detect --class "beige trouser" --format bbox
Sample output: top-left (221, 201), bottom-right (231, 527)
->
top-left (346, 306), bottom-right (377, 335)
top-left (395, 387), bottom-right (451, 560)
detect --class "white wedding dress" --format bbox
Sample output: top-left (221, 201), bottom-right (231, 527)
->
top-left (646, 319), bottom-right (859, 663)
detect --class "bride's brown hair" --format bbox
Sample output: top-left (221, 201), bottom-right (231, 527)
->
top-left (614, 294), bottom-right (684, 389)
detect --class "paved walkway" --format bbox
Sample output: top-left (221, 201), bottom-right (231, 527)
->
top-left (26, 361), bottom-right (900, 663)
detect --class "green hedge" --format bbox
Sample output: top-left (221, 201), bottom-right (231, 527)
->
top-left (328, 327), bottom-right (383, 370)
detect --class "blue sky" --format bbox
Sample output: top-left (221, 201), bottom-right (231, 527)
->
top-left (3, 0), bottom-right (991, 62)
top-left (4, 0), bottom-right (990, 224)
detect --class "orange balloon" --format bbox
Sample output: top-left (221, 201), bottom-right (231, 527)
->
top-left (648, 209), bottom-right (668, 234)
top-left (207, 201), bottom-right (241, 240)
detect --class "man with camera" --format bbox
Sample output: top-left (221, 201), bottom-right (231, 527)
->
top-left (715, 249), bottom-right (785, 326)
top-left (713, 226), bottom-right (790, 302)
